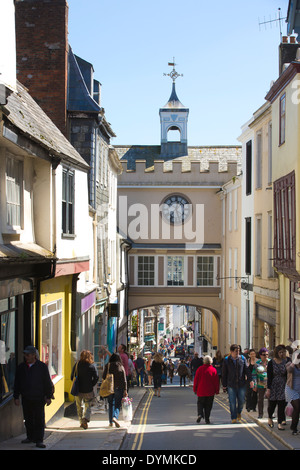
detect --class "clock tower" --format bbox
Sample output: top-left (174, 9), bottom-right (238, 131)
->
top-left (160, 60), bottom-right (189, 158)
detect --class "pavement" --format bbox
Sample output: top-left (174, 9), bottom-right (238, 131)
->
top-left (0, 386), bottom-right (147, 451)
top-left (0, 384), bottom-right (300, 450)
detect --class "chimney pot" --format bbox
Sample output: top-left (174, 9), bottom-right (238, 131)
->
top-left (282, 36), bottom-right (288, 43)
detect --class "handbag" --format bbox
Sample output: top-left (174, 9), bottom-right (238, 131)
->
top-left (70, 362), bottom-right (79, 396)
top-left (99, 363), bottom-right (114, 397)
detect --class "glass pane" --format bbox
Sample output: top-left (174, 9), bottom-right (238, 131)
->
top-left (0, 310), bottom-right (16, 401)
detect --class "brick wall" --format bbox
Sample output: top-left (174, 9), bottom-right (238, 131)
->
top-left (15, 0), bottom-right (69, 136)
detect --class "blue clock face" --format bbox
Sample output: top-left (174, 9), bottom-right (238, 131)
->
top-left (162, 195), bottom-right (190, 224)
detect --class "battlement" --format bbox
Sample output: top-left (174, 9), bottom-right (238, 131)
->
top-left (118, 159), bottom-right (240, 187)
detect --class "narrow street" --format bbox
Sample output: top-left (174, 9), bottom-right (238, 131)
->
top-left (122, 376), bottom-right (287, 451)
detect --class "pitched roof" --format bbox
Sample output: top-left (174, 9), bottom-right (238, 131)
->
top-left (2, 81), bottom-right (90, 170)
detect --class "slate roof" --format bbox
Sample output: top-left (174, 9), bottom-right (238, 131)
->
top-left (115, 145), bottom-right (242, 172)
top-left (67, 47), bottom-right (101, 114)
top-left (2, 80), bottom-right (90, 170)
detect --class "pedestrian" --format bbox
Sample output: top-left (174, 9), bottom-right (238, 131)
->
top-left (71, 349), bottom-right (99, 430)
top-left (135, 354), bottom-right (145, 387)
top-left (222, 344), bottom-right (254, 423)
top-left (246, 349), bottom-right (258, 412)
top-left (191, 352), bottom-right (203, 379)
top-left (212, 350), bottom-right (223, 389)
top-left (265, 345), bottom-right (287, 430)
top-left (193, 355), bottom-right (219, 424)
top-left (167, 359), bottom-right (175, 384)
top-left (177, 359), bottom-right (189, 387)
top-left (117, 344), bottom-right (129, 381)
top-left (256, 348), bottom-right (270, 419)
top-left (146, 356), bottom-right (153, 386)
top-left (102, 353), bottom-right (127, 427)
top-left (13, 346), bottom-right (53, 448)
top-left (127, 354), bottom-right (135, 389)
top-left (285, 349), bottom-right (300, 435)
top-left (151, 352), bottom-right (164, 397)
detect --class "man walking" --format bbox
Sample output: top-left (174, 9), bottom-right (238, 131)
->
top-left (222, 344), bottom-right (254, 423)
top-left (13, 346), bottom-right (53, 448)
top-left (191, 352), bottom-right (203, 379)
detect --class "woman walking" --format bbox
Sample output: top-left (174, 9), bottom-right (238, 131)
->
top-left (71, 350), bottom-right (99, 429)
top-left (285, 350), bottom-right (300, 435)
top-left (256, 348), bottom-right (269, 418)
top-left (246, 349), bottom-right (258, 412)
top-left (151, 353), bottom-right (163, 397)
top-left (266, 345), bottom-right (287, 430)
top-left (193, 356), bottom-right (219, 424)
top-left (102, 353), bottom-right (127, 427)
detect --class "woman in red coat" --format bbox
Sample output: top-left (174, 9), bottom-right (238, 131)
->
top-left (193, 355), bottom-right (220, 424)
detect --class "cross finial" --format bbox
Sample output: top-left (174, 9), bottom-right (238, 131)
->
top-left (163, 58), bottom-right (183, 83)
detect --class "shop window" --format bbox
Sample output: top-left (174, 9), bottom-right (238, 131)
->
top-left (0, 298), bottom-right (17, 402)
top-left (42, 299), bottom-right (62, 381)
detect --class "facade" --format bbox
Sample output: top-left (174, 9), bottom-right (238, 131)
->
top-left (14, 0), bottom-right (125, 379)
top-left (0, 0), bottom-right (91, 439)
top-left (116, 75), bottom-right (242, 355)
top-left (266, 58), bottom-right (300, 344)
top-left (249, 102), bottom-right (279, 350)
top-left (219, 175), bottom-right (243, 353)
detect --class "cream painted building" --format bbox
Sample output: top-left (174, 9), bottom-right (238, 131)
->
top-left (249, 102), bottom-right (279, 350)
top-left (219, 175), bottom-right (243, 353)
top-left (116, 70), bottom-right (241, 355)
top-left (266, 58), bottom-right (300, 344)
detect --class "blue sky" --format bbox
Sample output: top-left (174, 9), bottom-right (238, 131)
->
top-left (68, 0), bottom-right (289, 146)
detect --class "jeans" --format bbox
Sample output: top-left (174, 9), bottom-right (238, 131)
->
top-left (107, 388), bottom-right (124, 424)
top-left (75, 395), bottom-right (93, 424)
top-left (227, 386), bottom-right (246, 420)
top-left (137, 369), bottom-right (144, 386)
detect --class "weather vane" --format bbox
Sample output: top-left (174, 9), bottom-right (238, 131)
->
top-left (163, 58), bottom-right (183, 83)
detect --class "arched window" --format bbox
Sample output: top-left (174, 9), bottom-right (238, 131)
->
top-left (167, 126), bottom-right (181, 142)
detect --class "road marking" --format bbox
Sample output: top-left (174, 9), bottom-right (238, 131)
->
top-left (131, 389), bottom-right (154, 450)
top-left (215, 396), bottom-right (278, 450)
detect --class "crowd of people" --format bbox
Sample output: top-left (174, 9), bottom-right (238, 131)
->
top-left (197, 343), bottom-right (300, 434)
top-left (12, 340), bottom-right (300, 449)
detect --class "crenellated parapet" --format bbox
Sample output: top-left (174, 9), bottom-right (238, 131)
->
top-left (118, 156), bottom-right (241, 187)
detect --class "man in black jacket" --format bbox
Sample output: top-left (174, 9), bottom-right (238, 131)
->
top-left (13, 346), bottom-right (53, 448)
top-left (191, 353), bottom-right (203, 379)
top-left (222, 344), bottom-right (254, 424)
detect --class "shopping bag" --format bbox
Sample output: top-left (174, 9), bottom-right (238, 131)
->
top-left (122, 397), bottom-right (133, 421)
top-left (286, 402), bottom-right (294, 417)
top-left (70, 362), bottom-right (79, 396)
top-left (100, 364), bottom-right (114, 397)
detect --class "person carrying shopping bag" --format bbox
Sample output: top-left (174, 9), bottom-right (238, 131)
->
top-left (102, 353), bottom-right (127, 427)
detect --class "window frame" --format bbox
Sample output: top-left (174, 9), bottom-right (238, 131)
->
top-left (273, 171), bottom-right (296, 273)
top-left (5, 153), bottom-right (23, 230)
top-left (279, 93), bottom-right (286, 146)
top-left (62, 167), bottom-right (75, 237)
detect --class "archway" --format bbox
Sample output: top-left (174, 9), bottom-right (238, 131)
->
top-left (127, 303), bottom-right (220, 360)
